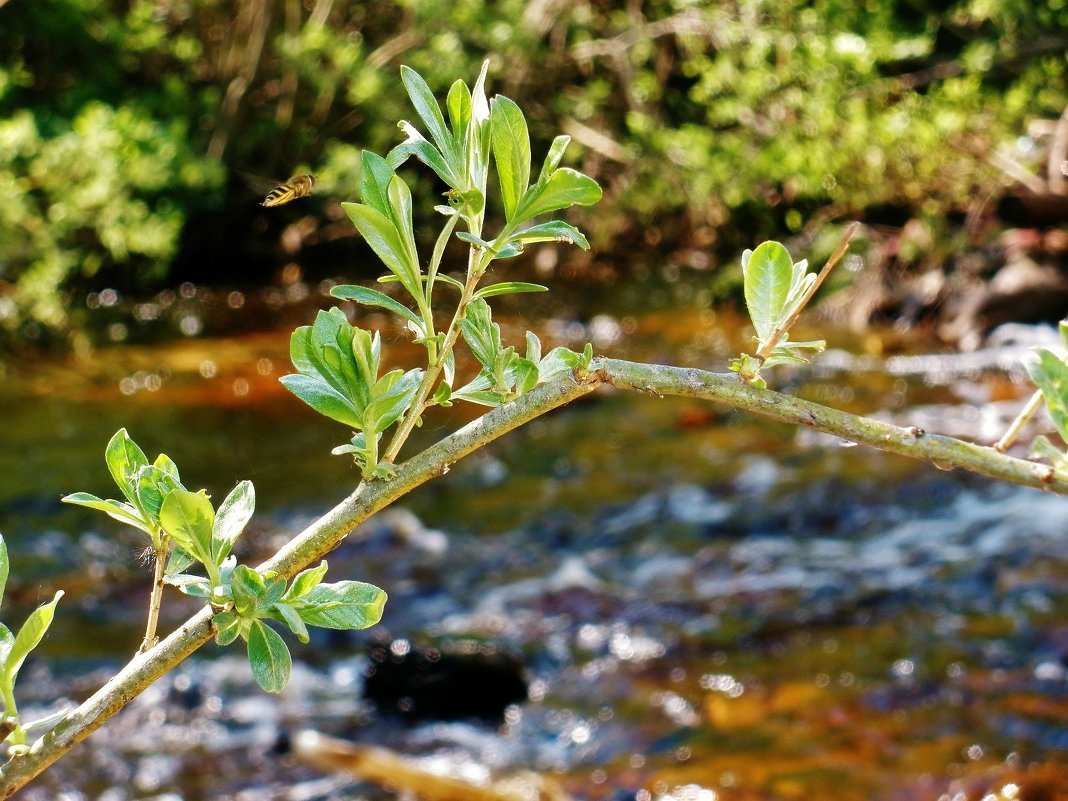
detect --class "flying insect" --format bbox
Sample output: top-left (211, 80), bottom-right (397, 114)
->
top-left (261, 174), bottom-right (316, 207)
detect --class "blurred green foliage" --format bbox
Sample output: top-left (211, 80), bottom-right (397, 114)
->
top-left (0, 0), bottom-right (1064, 344)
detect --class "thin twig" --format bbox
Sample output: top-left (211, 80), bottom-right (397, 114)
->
top-left (994, 390), bottom-right (1044, 453)
top-left (138, 541), bottom-right (169, 654)
top-left (756, 221), bottom-right (860, 361)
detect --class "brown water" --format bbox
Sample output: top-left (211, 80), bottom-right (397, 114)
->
top-left (3, 291), bottom-right (1068, 801)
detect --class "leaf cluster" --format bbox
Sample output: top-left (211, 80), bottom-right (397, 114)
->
top-left (0, 536), bottom-right (64, 754)
top-left (63, 429), bottom-right (386, 693)
top-left (730, 241), bottom-right (826, 389)
top-left (281, 63), bottom-right (601, 475)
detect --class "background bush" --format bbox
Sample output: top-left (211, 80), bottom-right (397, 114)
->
top-left (0, 0), bottom-right (1064, 343)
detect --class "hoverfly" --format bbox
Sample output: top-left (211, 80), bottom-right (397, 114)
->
top-left (261, 173), bottom-right (316, 207)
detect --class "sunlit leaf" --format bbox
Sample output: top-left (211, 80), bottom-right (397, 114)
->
top-left (211, 480), bottom-right (255, 566)
top-left (743, 241), bottom-right (794, 343)
top-left (295, 581), bottom-right (387, 630)
top-left (473, 282), bottom-right (548, 300)
top-left (513, 168), bottom-right (601, 224)
top-left (490, 95), bottom-right (530, 222)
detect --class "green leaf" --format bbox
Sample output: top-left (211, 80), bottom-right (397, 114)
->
top-left (279, 374), bottom-right (363, 429)
top-left (164, 573), bottom-right (213, 598)
top-left (0, 623), bottom-right (12, 669)
top-left (358, 150), bottom-right (397, 219)
top-left (230, 564), bottom-right (266, 617)
top-left (247, 620), bottom-right (291, 693)
top-left (473, 282), bottom-right (549, 300)
top-left (330, 285), bottom-right (422, 328)
top-left (2, 591), bottom-right (63, 690)
top-left (446, 78), bottom-right (472, 152)
top-left (60, 494), bottom-right (148, 532)
top-left (387, 130), bottom-right (460, 190)
top-left (432, 380), bottom-right (453, 407)
top-left (211, 480), bottom-right (255, 566)
top-left (296, 581), bottom-right (387, 630)
top-left (1029, 349), bottom-right (1068, 443)
top-left (490, 95), bottom-right (531, 222)
top-left (159, 490), bottom-right (215, 567)
top-left (104, 429), bottom-right (149, 506)
top-left (400, 66), bottom-right (458, 169)
top-left (261, 572), bottom-right (288, 607)
top-left (536, 135), bottom-right (572, 186)
top-left (458, 299), bottom-right (501, 369)
top-left (284, 561), bottom-right (329, 602)
top-left (153, 453), bottom-right (181, 482)
top-left (342, 203), bottom-right (421, 301)
top-left (512, 356), bottom-right (540, 395)
top-left (743, 241), bottom-right (794, 343)
top-left (165, 547), bottom-right (196, 576)
top-left (270, 602), bottom-right (310, 644)
top-left (213, 611), bottom-right (243, 646)
top-left (510, 220), bottom-right (590, 250)
top-left (134, 464), bottom-right (182, 528)
top-left (513, 168), bottom-right (602, 224)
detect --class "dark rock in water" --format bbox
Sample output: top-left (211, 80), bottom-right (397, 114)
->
top-left (362, 641), bottom-right (528, 723)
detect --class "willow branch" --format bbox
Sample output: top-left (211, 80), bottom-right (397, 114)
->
top-left (0, 372), bottom-right (601, 798)
top-left (3, 358), bottom-right (1065, 796)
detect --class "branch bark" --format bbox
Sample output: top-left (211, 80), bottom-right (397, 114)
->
top-left (1, 359), bottom-right (1063, 796)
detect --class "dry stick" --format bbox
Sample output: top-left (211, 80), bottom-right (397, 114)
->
top-left (756, 221), bottom-right (860, 362)
top-left (4, 360), bottom-right (1067, 797)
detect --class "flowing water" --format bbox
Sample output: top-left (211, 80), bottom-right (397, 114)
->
top-left (2, 287), bottom-right (1067, 801)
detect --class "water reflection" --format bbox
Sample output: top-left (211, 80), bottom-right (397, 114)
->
top-left (3, 312), bottom-right (1068, 799)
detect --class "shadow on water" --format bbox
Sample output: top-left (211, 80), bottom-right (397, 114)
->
top-left (3, 293), bottom-right (1068, 801)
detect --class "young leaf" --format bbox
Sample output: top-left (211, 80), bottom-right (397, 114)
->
top-left (105, 429), bottom-right (149, 506)
top-left (510, 220), bottom-right (590, 250)
top-left (342, 203), bottom-right (421, 301)
top-left (513, 168), bottom-right (602, 225)
top-left (490, 95), bottom-right (531, 222)
top-left (2, 591), bottom-right (63, 690)
top-left (59, 494), bottom-right (146, 532)
top-left (211, 480), bottom-right (255, 566)
top-left (743, 241), bottom-right (794, 344)
top-left (295, 581), bottom-right (387, 630)
top-left (247, 620), bottom-right (291, 693)
top-left (458, 299), bottom-right (501, 369)
top-left (270, 602), bottom-right (310, 644)
top-left (159, 490), bottom-right (215, 568)
top-left (329, 285), bottom-right (423, 328)
top-left (400, 65), bottom-right (458, 168)
top-left (536, 135), bottom-right (572, 185)
top-left (163, 574), bottom-right (213, 598)
top-left (230, 564), bottom-right (267, 617)
top-left (213, 611), bottom-right (243, 646)
top-left (283, 561), bottom-right (329, 602)
top-left (358, 150), bottom-right (399, 220)
top-left (473, 282), bottom-right (549, 300)
top-left (278, 374), bottom-right (363, 429)
top-left (1028, 349), bottom-right (1068, 443)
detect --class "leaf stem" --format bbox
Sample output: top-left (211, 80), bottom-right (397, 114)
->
top-left (756, 221), bottom-right (859, 361)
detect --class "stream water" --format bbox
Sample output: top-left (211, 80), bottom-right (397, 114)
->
top-left (2, 289), bottom-right (1067, 801)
